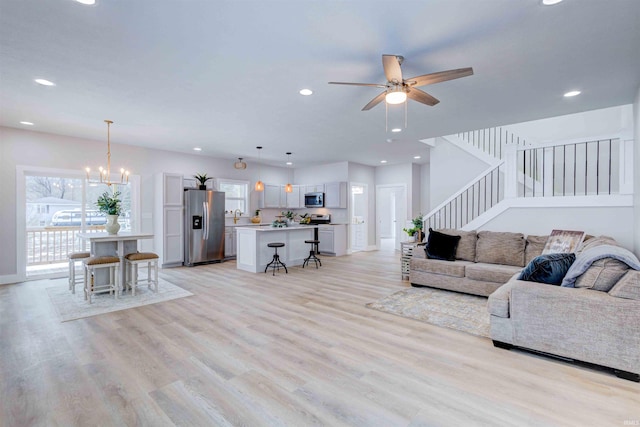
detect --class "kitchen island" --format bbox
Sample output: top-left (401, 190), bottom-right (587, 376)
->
top-left (235, 225), bottom-right (317, 273)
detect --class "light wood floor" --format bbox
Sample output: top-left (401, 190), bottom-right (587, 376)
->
top-left (1, 250), bottom-right (638, 426)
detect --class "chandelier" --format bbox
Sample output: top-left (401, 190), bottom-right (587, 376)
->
top-left (85, 120), bottom-right (130, 186)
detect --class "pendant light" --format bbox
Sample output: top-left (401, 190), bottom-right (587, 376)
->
top-left (284, 152), bottom-right (293, 193)
top-left (255, 146), bottom-right (264, 192)
top-left (234, 157), bottom-right (247, 170)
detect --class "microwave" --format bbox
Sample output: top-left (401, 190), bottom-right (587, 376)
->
top-left (304, 192), bottom-right (324, 208)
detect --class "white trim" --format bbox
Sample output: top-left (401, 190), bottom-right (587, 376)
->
top-left (0, 274), bottom-right (21, 286)
top-left (514, 134), bottom-right (624, 151)
top-left (441, 134), bottom-right (503, 167)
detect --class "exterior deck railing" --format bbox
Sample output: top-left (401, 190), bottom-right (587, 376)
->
top-left (26, 226), bottom-right (105, 266)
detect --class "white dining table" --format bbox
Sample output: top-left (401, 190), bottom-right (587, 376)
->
top-left (79, 231), bottom-right (154, 287)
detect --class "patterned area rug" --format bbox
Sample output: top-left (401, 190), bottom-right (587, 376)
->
top-left (366, 287), bottom-right (490, 337)
top-left (47, 278), bottom-right (193, 322)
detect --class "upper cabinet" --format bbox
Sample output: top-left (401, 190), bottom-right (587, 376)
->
top-left (259, 184), bottom-right (282, 208)
top-left (164, 173), bottom-right (184, 206)
top-left (304, 184), bottom-right (325, 194)
top-left (324, 181), bottom-right (347, 208)
top-left (286, 185), bottom-right (302, 209)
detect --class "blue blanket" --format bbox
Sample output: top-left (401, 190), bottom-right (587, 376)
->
top-left (561, 244), bottom-right (640, 287)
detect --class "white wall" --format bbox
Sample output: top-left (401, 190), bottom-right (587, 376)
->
top-left (420, 163), bottom-right (430, 214)
top-left (504, 105), bottom-right (633, 144)
top-left (293, 161), bottom-right (348, 184)
top-left (478, 206), bottom-right (635, 251)
top-left (0, 126), bottom-right (288, 280)
top-left (429, 137), bottom-right (489, 209)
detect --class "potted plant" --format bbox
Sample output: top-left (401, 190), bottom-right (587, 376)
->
top-left (403, 227), bottom-right (418, 242)
top-left (411, 214), bottom-right (424, 242)
top-left (282, 210), bottom-right (296, 223)
top-left (194, 173), bottom-right (211, 190)
top-left (251, 209), bottom-right (262, 224)
top-left (96, 190), bottom-right (122, 235)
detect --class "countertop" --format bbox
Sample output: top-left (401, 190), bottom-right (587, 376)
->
top-left (235, 225), bottom-right (319, 232)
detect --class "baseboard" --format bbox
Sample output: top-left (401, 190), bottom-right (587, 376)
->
top-left (0, 274), bottom-right (21, 285)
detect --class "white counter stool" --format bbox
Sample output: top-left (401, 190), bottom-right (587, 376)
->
top-left (124, 252), bottom-right (159, 296)
top-left (302, 239), bottom-right (322, 269)
top-left (83, 256), bottom-right (121, 304)
top-left (68, 251), bottom-right (90, 294)
top-left (265, 242), bottom-right (287, 275)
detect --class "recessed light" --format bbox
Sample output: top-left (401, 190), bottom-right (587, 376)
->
top-left (193, 147), bottom-right (202, 151)
top-left (380, 160), bottom-right (387, 164)
top-left (76, 0), bottom-right (96, 4)
top-left (391, 128), bottom-right (402, 133)
top-left (564, 90), bottom-right (581, 97)
top-left (542, 0), bottom-right (563, 5)
top-left (34, 78), bottom-right (55, 86)
top-left (413, 155), bottom-right (421, 159)
top-left (286, 161), bottom-right (293, 166)
top-left (20, 121), bottom-right (34, 126)
top-left (299, 89), bottom-right (313, 96)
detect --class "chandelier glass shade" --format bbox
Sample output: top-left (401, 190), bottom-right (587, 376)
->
top-left (85, 120), bottom-right (130, 187)
top-left (234, 157), bottom-right (247, 169)
top-left (255, 146), bottom-right (264, 192)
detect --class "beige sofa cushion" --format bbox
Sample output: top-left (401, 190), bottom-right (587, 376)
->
top-left (574, 257), bottom-right (630, 292)
top-left (410, 258), bottom-right (471, 278)
top-left (476, 231), bottom-right (526, 267)
top-left (525, 235), bottom-right (548, 264)
top-left (466, 263), bottom-right (523, 284)
top-left (435, 229), bottom-right (477, 262)
top-left (577, 235), bottom-right (620, 253)
top-left (609, 270), bottom-right (640, 300)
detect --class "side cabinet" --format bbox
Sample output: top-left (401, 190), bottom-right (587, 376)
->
top-left (224, 227), bottom-right (237, 258)
top-left (154, 173), bottom-right (184, 267)
top-left (317, 224), bottom-right (347, 256)
top-left (324, 181), bottom-right (347, 208)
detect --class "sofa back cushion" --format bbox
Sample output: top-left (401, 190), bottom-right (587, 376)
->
top-left (609, 270), bottom-right (640, 300)
top-left (574, 257), bottom-right (629, 292)
top-left (436, 229), bottom-right (477, 262)
top-left (577, 235), bottom-right (620, 253)
top-left (476, 231), bottom-right (526, 267)
top-left (525, 235), bottom-right (548, 264)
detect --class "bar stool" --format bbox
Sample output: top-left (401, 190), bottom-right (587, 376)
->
top-left (68, 251), bottom-right (90, 294)
top-left (124, 252), bottom-right (159, 296)
top-left (83, 256), bottom-right (121, 304)
top-left (265, 242), bottom-right (287, 275)
top-left (302, 240), bottom-right (322, 269)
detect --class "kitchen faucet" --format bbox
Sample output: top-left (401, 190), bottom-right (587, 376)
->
top-left (233, 209), bottom-right (242, 224)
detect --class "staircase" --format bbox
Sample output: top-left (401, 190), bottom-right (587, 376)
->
top-left (423, 127), bottom-right (630, 231)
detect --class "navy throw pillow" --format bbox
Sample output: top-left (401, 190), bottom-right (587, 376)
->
top-left (519, 253), bottom-right (576, 285)
top-left (425, 228), bottom-right (461, 261)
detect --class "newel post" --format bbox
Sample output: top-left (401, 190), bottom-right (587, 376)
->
top-left (504, 145), bottom-right (518, 199)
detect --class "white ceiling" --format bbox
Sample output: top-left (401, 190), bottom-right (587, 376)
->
top-left (1, 0), bottom-right (639, 168)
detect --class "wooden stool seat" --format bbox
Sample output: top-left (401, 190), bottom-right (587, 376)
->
top-left (265, 243), bottom-right (287, 275)
top-left (83, 256), bottom-right (121, 304)
top-left (68, 251), bottom-right (91, 293)
top-left (124, 252), bottom-right (159, 295)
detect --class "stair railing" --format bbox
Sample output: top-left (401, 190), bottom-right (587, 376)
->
top-left (457, 127), bottom-right (528, 160)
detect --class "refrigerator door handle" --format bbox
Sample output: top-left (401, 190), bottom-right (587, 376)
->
top-left (203, 201), bottom-right (209, 240)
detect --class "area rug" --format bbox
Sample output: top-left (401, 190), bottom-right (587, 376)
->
top-left (366, 287), bottom-right (490, 338)
top-left (47, 278), bottom-right (193, 322)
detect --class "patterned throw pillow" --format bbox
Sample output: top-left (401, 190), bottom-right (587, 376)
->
top-left (519, 253), bottom-right (577, 285)
top-left (425, 228), bottom-right (461, 261)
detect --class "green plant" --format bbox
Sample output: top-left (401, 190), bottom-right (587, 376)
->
top-left (282, 210), bottom-right (296, 220)
top-left (96, 190), bottom-right (122, 215)
top-left (403, 227), bottom-right (418, 236)
top-left (411, 214), bottom-right (424, 230)
top-left (193, 173), bottom-right (211, 185)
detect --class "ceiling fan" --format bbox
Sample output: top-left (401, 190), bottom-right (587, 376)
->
top-left (329, 55), bottom-right (473, 111)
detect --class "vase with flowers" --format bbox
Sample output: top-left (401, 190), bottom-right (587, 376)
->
top-left (96, 190), bottom-right (122, 235)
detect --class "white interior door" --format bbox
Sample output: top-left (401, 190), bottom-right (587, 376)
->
top-left (376, 184), bottom-right (407, 251)
top-left (350, 183), bottom-right (368, 252)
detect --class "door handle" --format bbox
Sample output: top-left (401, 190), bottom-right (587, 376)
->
top-left (203, 201), bottom-right (209, 240)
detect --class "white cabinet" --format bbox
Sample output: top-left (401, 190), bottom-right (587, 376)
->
top-left (154, 173), bottom-right (184, 267)
top-left (286, 185), bottom-right (302, 208)
top-left (260, 184), bottom-right (282, 208)
top-left (305, 184), bottom-right (325, 194)
top-left (324, 181), bottom-right (347, 208)
top-left (224, 227), bottom-right (236, 258)
top-left (317, 224), bottom-right (347, 256)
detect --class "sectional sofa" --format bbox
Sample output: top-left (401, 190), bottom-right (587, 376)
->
top-left (409, 230), bottom-right (640, 381)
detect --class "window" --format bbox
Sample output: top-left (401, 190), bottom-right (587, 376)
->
top-left (217, 179), bottom-right (249, 214)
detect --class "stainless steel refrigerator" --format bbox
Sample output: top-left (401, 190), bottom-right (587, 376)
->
top-left (184, 190), bottom-right (225, 266)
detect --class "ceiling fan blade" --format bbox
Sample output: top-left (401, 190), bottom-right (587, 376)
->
top-left (329, 82), bottom-right (387, 87)
top-left (382, 54), bottom-right (403, 83)
top-left (406, 67), bottom-right (474, 87)
top-left (362, 91), bottom-right (387, 111)
top-left (407, 88), bottom-right (439, 106)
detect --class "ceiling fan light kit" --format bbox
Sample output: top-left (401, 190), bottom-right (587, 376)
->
top-left (385, 89), bottom-right (407, 105)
